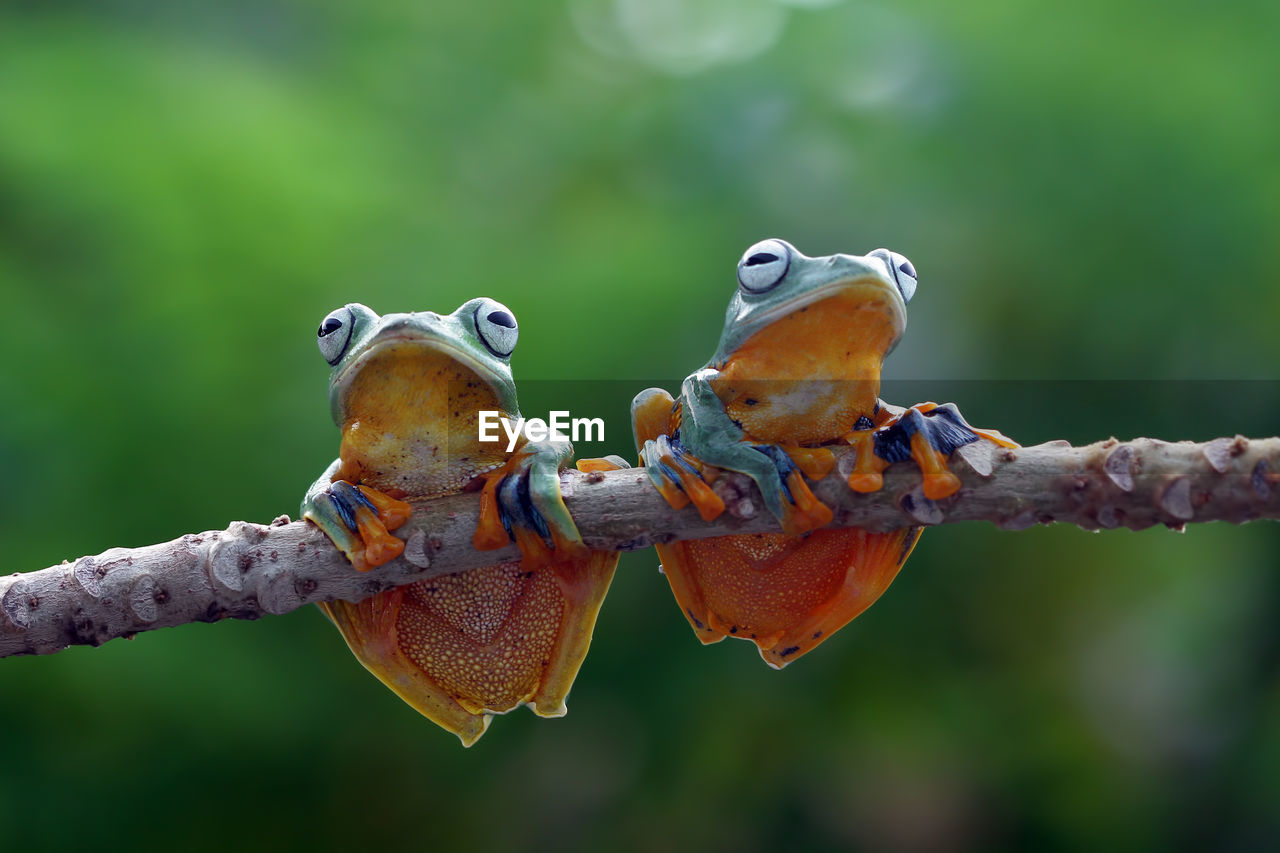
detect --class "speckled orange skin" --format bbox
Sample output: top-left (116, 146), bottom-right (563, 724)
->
top-left (314, 324), bottom-right (616, 746)
top-left (713, 291), bottom-right (893, 444)
top-left (665, 527), bottom-right (916, 666)
top-left (637, 282), bottom-right (920, 669)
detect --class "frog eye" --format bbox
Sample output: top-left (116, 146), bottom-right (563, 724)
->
top-left (737, 239), bottom-right (791, 294)
top-left (316, 307), bottom-right (354, 365)
top-left (870, 248), bottom-right (917, 303)
top-left (474, 298), bottom-right (518, 358)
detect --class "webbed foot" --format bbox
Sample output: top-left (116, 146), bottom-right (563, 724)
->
top-left (843, 415), bottom-right (891, 493)
top-left (303, 474), bottom-right (412, 572)
top-left (631, 386), bottom-right (834, 535)
top-left (631, 387), bottom-right (726, 520)
top-left (473, 443), bottom-right (630, 570)
top-left (871, 402), bottom-right (1018, 500)
top-left (635, 434), bottom-right (834, 535)
top-left (638, 433), bottom-right (728, 521)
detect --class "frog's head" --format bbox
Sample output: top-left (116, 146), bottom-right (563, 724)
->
top-left (314, 298), bottom-right (520, 425)
top-left (711, 238), bottom-right (918, 380)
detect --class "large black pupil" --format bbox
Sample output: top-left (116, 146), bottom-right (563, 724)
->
top-left (318, 317), bottom-right (343, 337)
top-left (487, 310), bottom-right (516, 329)
top-left (745, 252), bottom-right (778, 267)
top-left (898, 259), bottom-right (916, 278)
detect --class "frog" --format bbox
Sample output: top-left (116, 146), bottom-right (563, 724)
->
top-left (302, 298), bottom-right (624, 746)
top-left (631, 239), bottom-right (1016, 669)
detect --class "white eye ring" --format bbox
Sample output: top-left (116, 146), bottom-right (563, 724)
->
top-left (317, 307), bottom-right (354, 365)
top-left (474, 298), bottom-right (518, 357)
top-left (737, 239), bottom-right (791, 294)
top-left (871, 248), bottom-right (918, 303)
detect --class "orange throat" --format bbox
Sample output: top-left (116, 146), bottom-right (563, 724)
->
top-left (713, 293), bottom-right (898, 445)
top-left (335, 344), bottom-right (510, 497)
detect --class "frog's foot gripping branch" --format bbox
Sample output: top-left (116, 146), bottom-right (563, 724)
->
top-left (632, 388), bottom-right (835, 536)
top-left (636, 433), bottom-right (725, 518)
top-left (472, 443), bottom-right (630, 569)
top-left (302, 478), bottom-right (412, 573)
top-left (632, 387), bottom-right (723, 515)
top-left (848, 402), bottom-right (1018, 501)
top-left (636, 435), bottom-right (835, 536)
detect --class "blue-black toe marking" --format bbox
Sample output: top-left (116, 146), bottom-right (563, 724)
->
top-left (517, 470), bottom-right (552, 542)
top-left (497, 468), bottom-right (552, 544)
top-left (350, 487), bottom-right (377, 512)
top-left (668, 437), bottom-right (704, 478)
top-left (327, 485), bottom-right (359, 531)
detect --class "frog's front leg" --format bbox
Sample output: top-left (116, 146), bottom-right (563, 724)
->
top-left (856, 402), bottom-right (1018, 500)
top-left (634, 373), bottom-right (833, 536)
top-left (301, 460), bottom-right (413, 572)
top-left (632, 387), bottom-right (727, 521)
top-left (473, 442), bottom-right (630, 569)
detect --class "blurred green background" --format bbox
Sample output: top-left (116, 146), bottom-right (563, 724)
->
top-left (2, 1), bottom-right (1278, 850)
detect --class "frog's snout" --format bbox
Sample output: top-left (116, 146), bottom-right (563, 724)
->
top-left (383, 314), bottom-right (426, 332)
top-left (374, 312), bottom-right (443, 341)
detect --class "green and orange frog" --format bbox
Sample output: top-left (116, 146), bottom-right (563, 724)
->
top-left (632, 239), bottom-right (1015, 668)
top-left (301, 299), bottom-right (622, 746)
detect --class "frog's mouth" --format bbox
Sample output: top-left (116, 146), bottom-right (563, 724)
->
top-left (753, 276), bottom-right (907, 341)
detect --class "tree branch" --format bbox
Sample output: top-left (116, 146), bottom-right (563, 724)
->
top-left (4, 436), bottom-right (1278, 658)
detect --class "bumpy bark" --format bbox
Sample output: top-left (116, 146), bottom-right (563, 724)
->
top-left (3, 436), bottom-right (1277, 658)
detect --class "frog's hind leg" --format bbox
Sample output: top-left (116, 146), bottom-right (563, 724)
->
top-left (874, 402), bottom-right (1018, 500)
top-left (753, 526), bottom-right (921, 668)
top-left (319, 587), bottom-right (486, 745)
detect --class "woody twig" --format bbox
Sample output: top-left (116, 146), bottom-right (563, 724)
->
top-left (3, 436), bottom-right (1277, 659)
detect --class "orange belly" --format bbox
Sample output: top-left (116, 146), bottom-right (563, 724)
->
top-left (656, 525), bottom-right (920, 668)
